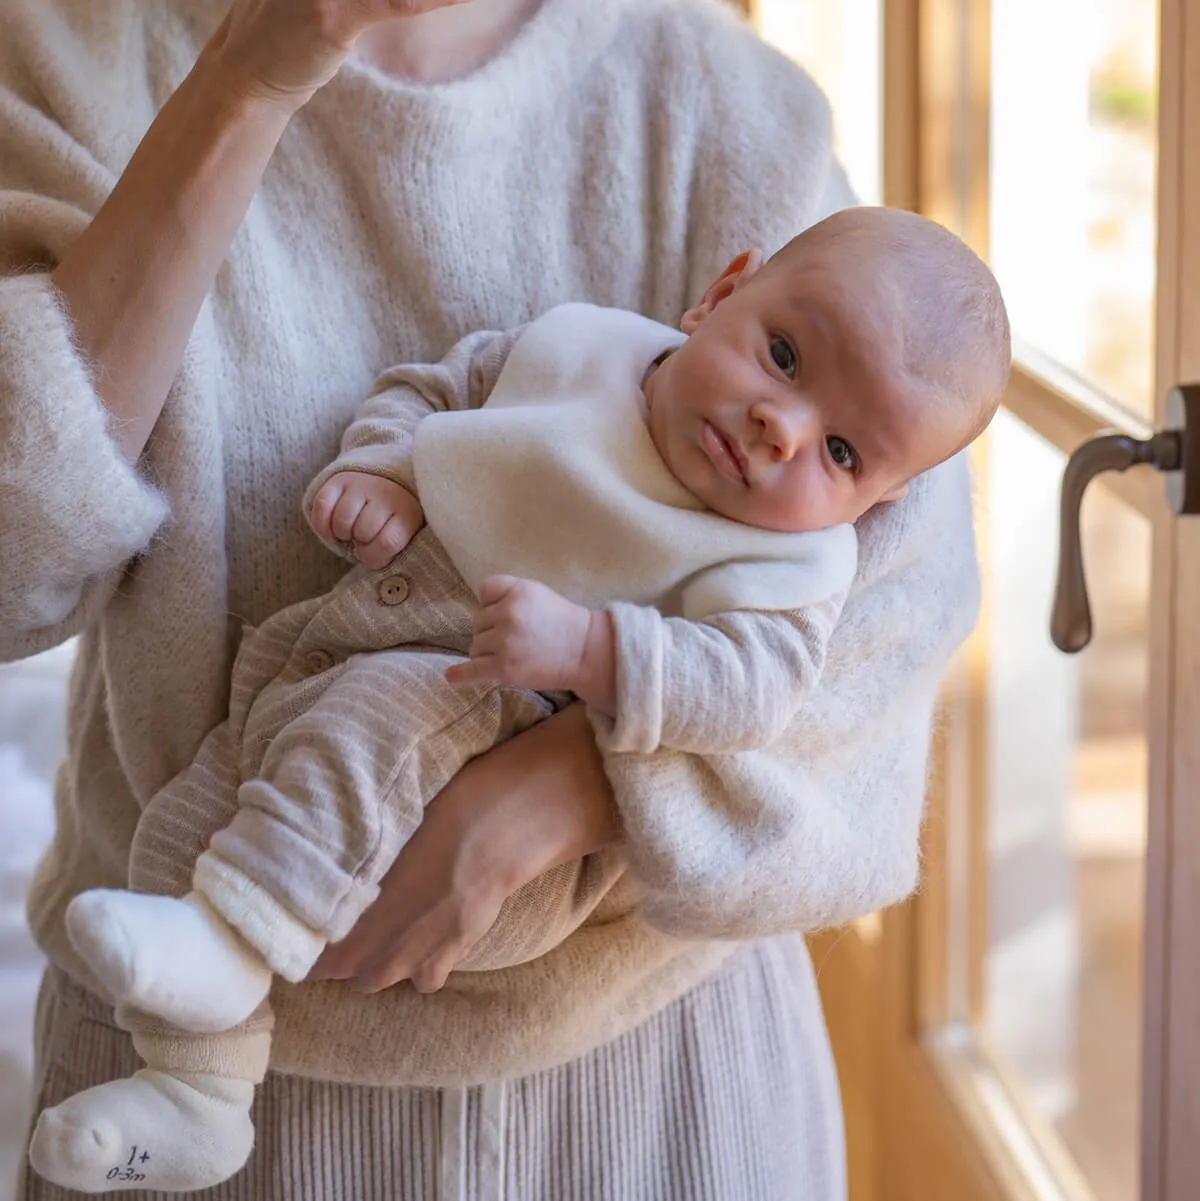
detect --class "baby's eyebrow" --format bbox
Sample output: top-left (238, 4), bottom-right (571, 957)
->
top-left (848, 398), bottom-right (907, 472)
top-left (783, 297), bottom-right (831, 347)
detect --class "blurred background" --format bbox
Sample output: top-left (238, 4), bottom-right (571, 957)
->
top-left (1, 648), bottom-right (70, 1198)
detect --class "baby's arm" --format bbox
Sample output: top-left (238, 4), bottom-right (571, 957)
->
top-left (447, 574), bottom-right (844, 755)
top-left (304, 326), bottom-right (524, 564)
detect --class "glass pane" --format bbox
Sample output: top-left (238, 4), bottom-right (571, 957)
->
top-left (984, 411), bottom-right (1145, 1201)
top-left (754, 0), bottom-right (883, 205)
top-left (990, 0), bottom-right (1159, 414)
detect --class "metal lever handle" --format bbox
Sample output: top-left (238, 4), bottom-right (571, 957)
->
top-left (1051, 383), bottom-right (1200, 653)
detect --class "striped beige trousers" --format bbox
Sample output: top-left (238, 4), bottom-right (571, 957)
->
top-left (19, 934), bottom-right (846, 1201)
top-left (132, 529), bottom-right (562, 954)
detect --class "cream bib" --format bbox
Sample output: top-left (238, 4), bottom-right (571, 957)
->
top-left (414, 304), bottom-right (856, 619)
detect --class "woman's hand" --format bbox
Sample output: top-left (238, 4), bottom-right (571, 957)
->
top-left (309, 703), bottom-right (622, 993)
top-left (207, 0), bottom-right (476, 107)
top-left (309, 789), bottom-right (509, 993)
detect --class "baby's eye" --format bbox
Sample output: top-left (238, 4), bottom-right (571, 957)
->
top-left (827, 436), bottom-right (857, 470)
top-left (769, 336), bottom-right (797, 377)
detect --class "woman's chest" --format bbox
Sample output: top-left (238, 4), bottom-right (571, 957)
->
top-left (184, 115), bottom-right (700, 621)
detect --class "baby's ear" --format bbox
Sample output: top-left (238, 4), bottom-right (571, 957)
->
top-left (878, 481), bottom-right (910, 503)
top-left (681, 248), bottom-right (764, 334)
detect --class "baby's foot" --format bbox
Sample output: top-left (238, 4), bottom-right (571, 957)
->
top-left (66, 890), bottom-right (272, 1031)
top-left (28, 1068), bottom-right (255, 1194)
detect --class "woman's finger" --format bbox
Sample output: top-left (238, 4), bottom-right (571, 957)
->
top-left (445, 655), bottom-right (497, 684)
top-left (309, 939), bottom-right (353, 981)
top-left (410, 956), bottom-right (452, 995)
top-left (351, 951), bottom-right (411, 994)
top-left (370, 0), bottom-right (478, 21)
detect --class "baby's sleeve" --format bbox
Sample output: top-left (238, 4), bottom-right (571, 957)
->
top-left (590, 521), bottom-right (856, 755)
top-left (589, 598), bottom-right (843, 756)
top-left (592, 455), bottom-right (981, 941)
top-left (301, 326), bottom-right (524, 518)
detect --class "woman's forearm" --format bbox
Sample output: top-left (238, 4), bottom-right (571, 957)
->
top-left (310, 703), bottom-right (622, 992)
top-left (451, 703), bottom-right (622, 895)
top-left (50, 53), bottom-right (297, 464)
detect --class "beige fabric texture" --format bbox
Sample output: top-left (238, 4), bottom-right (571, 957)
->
top-left (0, 0), bottom-right (977, 1093)
top-left (125, 303), bottom-right (856, 1088)
top-left (21, 940), bottom-right (846, 1201)
top-left (137, 539), bottom-right (594, 972)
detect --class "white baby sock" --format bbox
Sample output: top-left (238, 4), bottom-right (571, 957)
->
top-left (66, 890), bottom-right (272, 1032)
top-left (28, 1067), bottom-right (255, 1194)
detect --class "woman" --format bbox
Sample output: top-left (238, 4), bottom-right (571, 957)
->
top-left (1, 0), bottom-right (980, 1197)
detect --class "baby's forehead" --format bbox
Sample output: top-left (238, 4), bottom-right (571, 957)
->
top-left (767, 231), bottom-right (992, 390)
top-left (842, 350), bottom-right (974, 468)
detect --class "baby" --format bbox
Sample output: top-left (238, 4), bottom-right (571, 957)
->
top-left (31, 207), bottom-right (1010, 1194)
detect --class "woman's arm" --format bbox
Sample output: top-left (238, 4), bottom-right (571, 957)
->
top-left (605, 456), bottom-right (981, 939)
top-left (0, 0), bottom-right (468, 658)
top-left (49, 59), bottom-right (293, 466)
top-left (311, 702), bottom-right (620, 993)
top-left (316, 455), bottom-right (979, 989)
top-left (53, 0), bottom-right (481, 467)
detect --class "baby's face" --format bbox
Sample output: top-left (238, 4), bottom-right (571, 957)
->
top-left (644, 251), bottom-right (967, 533)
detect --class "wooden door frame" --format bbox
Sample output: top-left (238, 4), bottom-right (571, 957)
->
top-left (879, 0), bottom-right (1199, 1199)
top-left (1145, 1), bottom-right (1200, 1196)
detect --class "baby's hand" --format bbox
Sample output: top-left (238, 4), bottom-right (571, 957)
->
top-left (310, 472), bottom-right (424, 570)
top-left (446, 575), bottom-right (594, 694)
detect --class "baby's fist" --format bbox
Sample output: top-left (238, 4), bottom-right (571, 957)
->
top-left (310, 472), bottom-right (424, 569)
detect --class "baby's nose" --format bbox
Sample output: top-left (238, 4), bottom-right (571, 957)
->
top-left (760, 403), bottom-right (818, 461)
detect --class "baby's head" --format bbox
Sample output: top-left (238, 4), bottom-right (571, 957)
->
top-left (643, 207), bottom-right (1010, 532)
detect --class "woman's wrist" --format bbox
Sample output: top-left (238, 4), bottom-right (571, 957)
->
top-left (186, 46), bottom-right (308, 132)
top-left (191, 34), bottom-right (328, 121)
top-left (446, 704), bottom-right (622, 897)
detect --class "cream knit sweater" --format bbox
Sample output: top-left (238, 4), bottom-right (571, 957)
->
top-left (0, 0), bottom-right (979, 1084)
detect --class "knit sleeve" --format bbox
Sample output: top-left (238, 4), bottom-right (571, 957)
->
top-left (676, 5), bottom-right (853, 303)
top-left (590, 600), bottom-right (842, 756)
top-left (0, 31), bottom-right (170, 663)
top-left (604, 454), bottom-right (980, 938)
top-left (302, 327), bottom-right (523, 521)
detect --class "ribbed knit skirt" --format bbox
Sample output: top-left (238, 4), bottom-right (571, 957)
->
top-left (17, 934), bottom-right (845, 1201)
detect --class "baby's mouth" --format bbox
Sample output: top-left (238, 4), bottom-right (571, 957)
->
top-left (701, 421), bottom-right (748, 486)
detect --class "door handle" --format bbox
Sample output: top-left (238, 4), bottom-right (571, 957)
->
top-left (1051, 383), bottom-right (1200, 653)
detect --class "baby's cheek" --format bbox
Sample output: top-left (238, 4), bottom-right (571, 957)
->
top-left (768, 476), bottom-right (826, 534)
